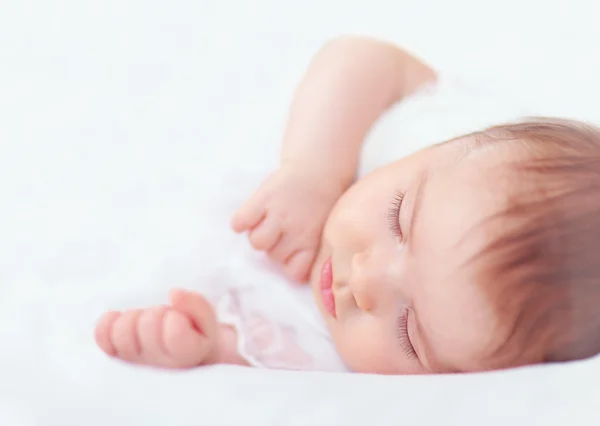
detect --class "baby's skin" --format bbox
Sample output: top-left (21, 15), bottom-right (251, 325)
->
top-left (96, 36), bottom-right (508, 374)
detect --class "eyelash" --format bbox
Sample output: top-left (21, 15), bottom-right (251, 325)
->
top-left (389, 193), bottom-right (415, 359)
top-left (398, 310), bottom-right (418, 359)
top-left (387, 192), bottom-right (405, 239)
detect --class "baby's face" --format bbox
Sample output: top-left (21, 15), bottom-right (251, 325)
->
top-left (310, 138), bottom-right (516, 374)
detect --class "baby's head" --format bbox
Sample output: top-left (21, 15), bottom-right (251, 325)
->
top-left (310, 118), bottom-right (600, 374)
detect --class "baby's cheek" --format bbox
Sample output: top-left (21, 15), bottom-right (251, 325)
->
top-left (333, 329), bottom-right (404, 374)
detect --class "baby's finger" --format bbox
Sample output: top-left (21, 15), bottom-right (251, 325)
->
top-left (109, 309), bottom-right (143, 363)
top-left (136, 305), bottom-right (172, 365)
top-left (169, 290), bottom-right (217, 338)
top-left (169, 290), bottom-right (218, 364)
top-left (161, 310), bottom-right (212, 367)
top-left (267, 233), bottom-right (296, 264)
top-left (95, 311), bottom-right (121, 356)
top-left (231, 195), bottom-right (266, 233)
top-left (284, 249), bottom-right (316, 283)
top-left (248, 214), bottom-right (282, 252)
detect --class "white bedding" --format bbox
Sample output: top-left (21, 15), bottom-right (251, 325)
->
top-left (2, 0), bottom-right (600, 425)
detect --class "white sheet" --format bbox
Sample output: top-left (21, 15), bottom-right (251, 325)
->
top-left (2, 0), bottom-right (600, 425)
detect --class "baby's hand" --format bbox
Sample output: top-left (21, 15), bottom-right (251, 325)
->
top-left (231, 164), bottom-right (343, 282)
top-left (95, 290), bottom-right (219, 368)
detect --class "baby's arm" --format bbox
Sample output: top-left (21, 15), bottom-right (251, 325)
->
top-left (233, 36), bottom-right (436, 281)
top-left (281, 36), bottom-right (437, 192)
top-left (95, 290), bottom-right (248, 368)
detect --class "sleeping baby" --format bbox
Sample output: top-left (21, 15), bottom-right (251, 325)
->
top-left (95, 36), bottom-right (600, 374)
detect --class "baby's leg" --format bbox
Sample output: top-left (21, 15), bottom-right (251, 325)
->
top-left (95, 290), bottom-right (247, 368)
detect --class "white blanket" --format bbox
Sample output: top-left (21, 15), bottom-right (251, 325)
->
top-left (2, 0), bottom-right (600, 425)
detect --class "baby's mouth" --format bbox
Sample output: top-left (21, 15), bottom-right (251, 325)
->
top-left (319, 256), bottom-right (337, 319)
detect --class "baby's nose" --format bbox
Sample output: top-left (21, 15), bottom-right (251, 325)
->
top-left (349, 250), bottom-right (393, 312)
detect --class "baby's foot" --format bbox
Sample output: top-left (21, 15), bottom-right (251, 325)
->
top-left (95, 290), bottom-right (219, 368)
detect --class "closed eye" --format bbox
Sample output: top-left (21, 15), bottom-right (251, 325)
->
top-left (387, 191), bottom-right (404, 239)
top-left (398, 309), bottom-right (418, 360)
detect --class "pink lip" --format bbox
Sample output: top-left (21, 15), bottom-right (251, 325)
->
top-left (320, 257), bottom-right (336, 318)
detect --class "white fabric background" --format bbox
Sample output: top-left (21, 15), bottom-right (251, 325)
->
top-left (1, 1), bottom-right (599, 425)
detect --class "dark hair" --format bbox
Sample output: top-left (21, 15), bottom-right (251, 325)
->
top-left (468, 118), bottom-right (600, 367)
